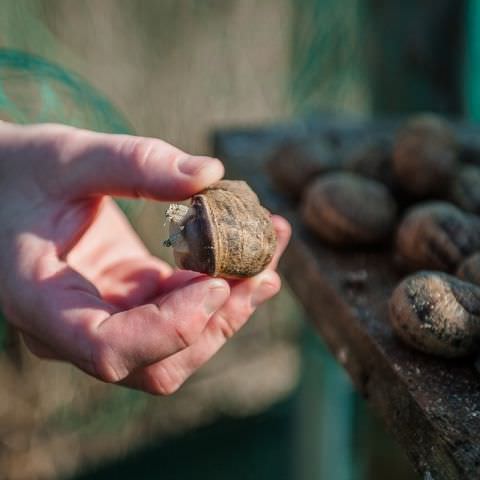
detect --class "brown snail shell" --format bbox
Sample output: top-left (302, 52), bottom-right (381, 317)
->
top-left (457, 253), bottom-right (480, 286)
top-left (395, 202), bottom-right (480, 272)
top-left (459, 134), bottom-right (480, 166)
top-left (266, 138), bottom-right (339, 199)
top-left (449, 165), bottom-right (480, 214)
top-left (389, 271), bottom-right (480, 358)
top-left (392, 114), bottom-right (458, 197)
top-left (344, 136), bottom-right (395, 188)
top-left (163, 180), bottom-right (276, 278)
top-left (301, 172), bottom-right (397, 246)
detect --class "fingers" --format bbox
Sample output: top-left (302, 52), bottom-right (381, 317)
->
top-left (8, 228), bottom-right (231, 383)
top-left (92, 276), bottom-right (230, 381)
top-left (31, 124), bottom-right (224, 200)
top-left (16, 265), bottom-right (229, 383)
top-left (122, 269), bottom-right (281, 395)
top-left (268, 215), bottom-right (292, 270)
top-left (121, 215), bottom-right (290, 395)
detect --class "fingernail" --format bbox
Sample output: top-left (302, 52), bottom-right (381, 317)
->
top-left (178, 155), bottom-right (223, 177)
top-left (204, 279), bottom-right (229, 315)
top-left (251, 272), bottom-right (279, 308)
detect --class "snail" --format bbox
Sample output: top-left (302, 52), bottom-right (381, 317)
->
top-left (392, 114), bottom-right (458, 197)
top-left (301, 172), bottom-right (397, 246)
top-left (395, 202), bottom-right (480, 272)
top-left (163, 180), bottom-right (276, 278)
top-left (389, 271), bottom-right (480, 358)
top-left (449, 165), bottom-right (480, 214)
top-left (457, 253), bottom-right (480, 286)
top-left (459, 134), bottom-right (480, 166)
top-left (344, 136), bottom-right (395, 188)
top-left (266, 138), bottom-right (339, 199)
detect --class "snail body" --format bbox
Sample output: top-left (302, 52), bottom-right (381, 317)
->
top-left (301, 172), bottom-right (397, 246)
top-left (164, 180), bottom-right (276, 278)
top-left (395, 202), bottom-right (480, 272)
top-left (393, 114), bottom-right (457, 197)
top-left (389, 271), bottom-right (480, 358)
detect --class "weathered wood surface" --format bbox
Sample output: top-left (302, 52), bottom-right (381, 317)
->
top-left (213, 115), bottom-right (480, 480)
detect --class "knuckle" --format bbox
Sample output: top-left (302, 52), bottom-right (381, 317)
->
top-left (143, 365), bottom-right (184, 396)
top-left (126, 139), bottom-right (155, 173)
top-left (89, 339), bottom-right (127, 384)
top-left (268, 274), bottom-right (282, 296)
top-left (119, 138), bottom-right (158, 197)
top-left (213, 312), bottom-right (237, 340)
top-left (45, 125), bottom-right (80, 159)
top-left (173, 321), bottom-right (199, 350)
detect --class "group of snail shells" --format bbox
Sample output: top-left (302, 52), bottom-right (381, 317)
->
top-left (268, 113), bottom-right (480, 359)
top-left (163, 180), bottom-right (277, 279)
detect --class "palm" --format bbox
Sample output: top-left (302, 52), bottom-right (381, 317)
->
top-left (67, 198), bottom-right (173, 310)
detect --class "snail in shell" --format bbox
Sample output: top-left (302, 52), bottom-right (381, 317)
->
top-left (301, 172), bottom-right (397, 246)
top-left (389, 271), bottom-right (480, 358)
top-left (457, 252), bottom-right (480, 286)
top-left (163, 180), bottom-right (276, 278)
top-left (449, 165), bottom-right (480, 214)
top-left (266, 138), bottom-right (339, 199)
top-left (395, 202), bottom-right (480, 272)
top-left (344, 136), bottom-right (395, 189)
top-left (392, 114), bottom-right (458, 197)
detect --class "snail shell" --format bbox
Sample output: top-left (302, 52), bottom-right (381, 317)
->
top-left (164, 180), bottom-right (276, 278)
top-left (344, 136), bottom-right (395, 188)
top-left (395, 202), bottom-right (480, 272)
top-left (393, 114), bottom-right (458, 197)
top-left (457, 253), bottom-right (480, 286)
top-left (389, 271), bottom-right (480, 358)
top-left (266, 139), bottom-right (339, 198)
top-left (301, 172), bottom-right (397, 245)
top-left (459, 134), bottom-right (480, 166)
top-left (449, 165), bottom-right (480, 214)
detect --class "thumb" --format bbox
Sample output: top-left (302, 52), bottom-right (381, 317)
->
top-left (31, 124), bottom-right (225, 201)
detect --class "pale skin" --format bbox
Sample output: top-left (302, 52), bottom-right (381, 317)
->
top-left (0, 122), bottom-right (291, 395)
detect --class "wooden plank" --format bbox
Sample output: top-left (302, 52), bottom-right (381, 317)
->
top-left (213, 117), bottom-right (480, 480)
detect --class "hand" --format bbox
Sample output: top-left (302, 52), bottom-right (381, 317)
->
top-left (0, 122), bottom-right (291, 394)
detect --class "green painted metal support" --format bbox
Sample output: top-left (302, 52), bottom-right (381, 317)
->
top-left (294, 326), bottom-right (358, 480)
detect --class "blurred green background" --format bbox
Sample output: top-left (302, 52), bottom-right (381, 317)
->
top-left (0, 1), bottom-right (472, 479)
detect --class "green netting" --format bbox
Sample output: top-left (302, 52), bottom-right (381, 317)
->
top-left (0, 48), bottom-right (132, 132)
top-left (290, 0), bottom-right (369, 114)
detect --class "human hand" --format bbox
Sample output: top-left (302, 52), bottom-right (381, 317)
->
top-left (0, 122), bottom-right (290, 394)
